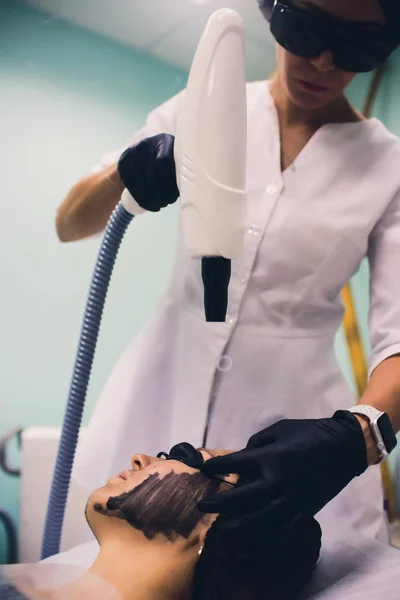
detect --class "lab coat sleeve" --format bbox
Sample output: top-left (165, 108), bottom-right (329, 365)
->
top-left (367, 189), bottom-right (400, 378)
top-left (89, 90), bottom-right (185, 174)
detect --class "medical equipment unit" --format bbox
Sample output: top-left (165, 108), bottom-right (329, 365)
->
top-left (41, 9), bottom-right (247, 559)
top-left (0, 428), bottom-right (21, 563)
top-left (20, 428), bottom-right (90, 563)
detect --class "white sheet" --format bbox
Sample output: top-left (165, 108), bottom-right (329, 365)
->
top-left (1, 562), bottom-right (120, 600)
top-left (41, 540), bottom-right (99, 568)
top-left (301, 528), bottom-right (400, 599)
top-left (41, 526), bottom-right (400, 599)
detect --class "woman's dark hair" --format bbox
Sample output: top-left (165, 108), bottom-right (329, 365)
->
top-left (257, 0), bottom-right (275, 22)
top-left (259, 0), bottom-right (400, 44)
top-left (377, 1), bottom-right (400, 42)
top-left (193, 504), bottom-right (322, 600)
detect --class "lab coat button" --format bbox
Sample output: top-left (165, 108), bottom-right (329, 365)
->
top-left (247, 224), bottom-right (260, 236)
top-left (266, 184), bottom-right (279, 195)
top-left (226, 314), bottom-right (237, 327)
top-left (238, 270), bottom-right (249, 285)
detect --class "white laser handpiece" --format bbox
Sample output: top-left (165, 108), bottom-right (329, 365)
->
top-left (121, 9), bottom-right (247, 321)
top-left (174, 8), bottom-right (247, 261)
top-left (175, 9), bottom-right (247, 322)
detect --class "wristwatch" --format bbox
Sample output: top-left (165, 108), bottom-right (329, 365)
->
top-left (348, 405), bottom-right (397, 464)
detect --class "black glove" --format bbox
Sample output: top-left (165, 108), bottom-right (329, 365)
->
top-left (117, 133), bottom-right (179, 212)
top-left (198, 410), bottom-right (368, 519)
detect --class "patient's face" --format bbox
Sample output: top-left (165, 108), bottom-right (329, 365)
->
top-left (86, 445), bottom-right (234, 544)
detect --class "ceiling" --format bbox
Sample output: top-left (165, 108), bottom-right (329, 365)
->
top-left (22, 0), bottom-right (277, 80)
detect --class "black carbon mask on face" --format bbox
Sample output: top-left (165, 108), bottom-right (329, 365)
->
top-left (94, 471), bottom-right (221, 541)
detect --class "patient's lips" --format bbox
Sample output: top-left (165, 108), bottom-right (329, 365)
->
top-left (118, 471), bottom-right (129, 480)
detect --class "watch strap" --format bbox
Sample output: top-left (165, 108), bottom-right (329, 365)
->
top-left (347, 405), bottom-right (393, 463)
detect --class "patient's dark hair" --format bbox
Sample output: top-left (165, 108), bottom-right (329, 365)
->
top-left (193, 484), bottom-right (322, 600)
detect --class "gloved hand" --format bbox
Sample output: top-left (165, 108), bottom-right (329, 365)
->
top-left (198, 410), bottom-right (368, 521)
top-left (117, 133), bottom-right (179, 212)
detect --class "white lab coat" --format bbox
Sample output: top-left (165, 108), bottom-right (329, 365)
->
top-left (74, 80), bottom-right (400, 543)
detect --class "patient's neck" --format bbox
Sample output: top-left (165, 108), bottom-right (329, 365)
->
top-left (89, 536), bottom-right (193, 600)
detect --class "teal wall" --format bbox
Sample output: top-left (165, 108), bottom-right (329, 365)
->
top-left (0, 0), bottom-right (186, 564)
top-left (1, 0), bottom-right (400, 564)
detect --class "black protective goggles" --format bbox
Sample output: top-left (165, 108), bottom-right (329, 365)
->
top-left (157, 442), bottom-right (236, 487)
top-left (265, 0), bottom-right (396, 73)
top-left (157, 443), bottom-right (205, 468)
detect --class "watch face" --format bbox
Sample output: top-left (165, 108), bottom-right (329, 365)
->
top-left (378, 413), bottom-right (398, 453)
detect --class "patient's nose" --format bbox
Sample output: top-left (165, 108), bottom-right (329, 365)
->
top-left (131, 454), bottom-right (152, 470)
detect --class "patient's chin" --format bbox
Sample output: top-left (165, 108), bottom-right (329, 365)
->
top-left (83, 496), bottom-right (100, 536)
top-left (85, 490), bottom-right (107, 521)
